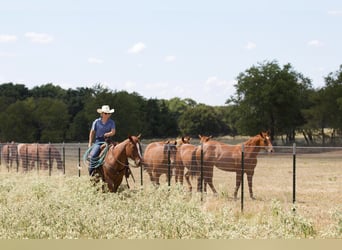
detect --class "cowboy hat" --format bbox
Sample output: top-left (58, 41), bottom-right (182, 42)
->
top-left (97, 105), bottom-right (115, 114)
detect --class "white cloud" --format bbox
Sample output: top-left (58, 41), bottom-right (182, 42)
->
top-left (0, 34), bottom-right (17, 43)
top-left (0, 52), bottom-right (16, 58)
top-left (128, 42), bottom-right (146, 54)
top-left (245, 41), bottom-right (256, 50)
top-left (123, 81), bottom-right (137, 92)
top-left (328, 10), bottom-right (342, 16)
top-left (164, 55), bottom-right (176, 62)
top-left (308, 39), bottom-right (323, 47)
top-left (87, 57), bottom-right (104, 64)
top-left (25, 32), bottom-right (53, 44)
top-left (204, 76), bottom-right (237, 96)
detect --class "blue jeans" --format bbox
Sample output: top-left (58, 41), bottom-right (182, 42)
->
top-left (88, 142), bottom-right (102, 175)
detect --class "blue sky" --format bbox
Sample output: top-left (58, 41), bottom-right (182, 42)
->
top-left (1, 0), bottom-right (341, 106)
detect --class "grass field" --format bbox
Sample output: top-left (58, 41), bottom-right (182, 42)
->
top-left (0, 146), bottom-right (341, 239)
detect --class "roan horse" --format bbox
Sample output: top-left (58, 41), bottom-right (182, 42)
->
top-left (91, 135), bottom-right (142, 192)
top-left (143, 137), bottom-right (190, 185)
top-left (193, 132), bottom-right (274, 199)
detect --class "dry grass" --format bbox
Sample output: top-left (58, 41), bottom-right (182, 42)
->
top-left (0, 148), bottom-right (341, 239)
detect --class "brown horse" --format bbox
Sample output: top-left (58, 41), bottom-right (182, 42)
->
top-left (38, 144), bottom-right (63, 170)
top-left (18, 143), bottom-right (63, 171)
top-left (18, 143), bottom-right (38, 170)
top-left (194, 132), bottom-right (274, 199)
top-left (1, 142), bottom-right (18, 168)
top-left (174, 138), bottom-right (198, 190)
top-left (143, 137), bottom-right (190, 185)
top-left (92, 135), bottom-right (142, 192)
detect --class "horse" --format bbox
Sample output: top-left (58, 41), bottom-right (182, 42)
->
top-left (193, 132), bottom-right (274, 199)
top-left (1, 142), bottom-right (18, 168)
top-left (18, 143), bottom-right (38, 171)
top-left (143, 137), bottom-right (190, 185)
top-left (174, 137), bottom-right (199, 191)
top-left (38, 144), bottom-right (63, 170)
top-left (17, 143), bottom-right (63, 171)
top-left (91, 135), bottom-right (142, 193)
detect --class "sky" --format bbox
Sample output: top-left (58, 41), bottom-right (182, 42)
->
top-left (0, 0), bottom-right (341, 106)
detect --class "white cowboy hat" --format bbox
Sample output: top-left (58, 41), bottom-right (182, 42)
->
top-left (97, 105), bottom-right (115, 114)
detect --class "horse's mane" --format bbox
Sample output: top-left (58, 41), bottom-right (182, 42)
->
top-left (244, 134), bottom-right (262, 147)
top-left (113, 138), bottom-right (130, 156)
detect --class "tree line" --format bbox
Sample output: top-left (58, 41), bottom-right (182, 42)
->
top-left (1, 60), bottom-right (342, 145)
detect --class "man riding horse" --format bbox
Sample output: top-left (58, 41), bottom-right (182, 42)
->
top-left (88, 105), bottom-right (116, 176)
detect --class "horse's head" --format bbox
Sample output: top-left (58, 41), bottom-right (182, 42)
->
top-left (175, 136), bottom-right (191, 148)
top-left (198, 134), bottom-right (212, 143)
top-left (126, 134), bottom-right (143, 168)
top-left (259, 131), bottom-right (274, 153)
top-left (163, 141), bottom-right (178, 164)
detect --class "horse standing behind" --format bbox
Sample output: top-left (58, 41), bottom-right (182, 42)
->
top-left (175, 138), bottom-right (198, 191)
top-left (143, 140), bottom-right (178, 185)
top-left (1, 142), bottom-right (18, 168)
top-left (193, 132), bottom-right (274, 199)
top-left (92, 135), bottom-right (142, 192)
top-left (38, 144), bottom-right (63, 170)
top-left (143, 137), bottom-right (191, 185)
top-left (17, 143), bottom-right (63, 171)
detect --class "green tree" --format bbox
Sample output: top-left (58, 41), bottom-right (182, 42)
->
top-left (0, 99), bottom-right (37, 142)
top-left (228, 60), bottom-right (312, 141)
top-left (178, 104), bottom-right (226, 137)
top-left (33, 98), bottom-right (70, 142)
top-left (323, 65), bottom-right (342, 130)
top-left (30, 83), bottom-right (66, 99)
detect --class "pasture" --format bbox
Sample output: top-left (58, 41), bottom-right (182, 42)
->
top-left (0, 141), bottom-right (341, 239)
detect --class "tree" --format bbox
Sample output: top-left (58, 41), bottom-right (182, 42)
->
top-left (323, 65), bottom-right (342, 130)
top-left (0, 99), bottom-right (37, 142)
top-left (228, 60), bottom-right (312, 141)
top-left (33, 98), bottom-right (70, 142)
top-left (178, 104), bottom-right (226, 137)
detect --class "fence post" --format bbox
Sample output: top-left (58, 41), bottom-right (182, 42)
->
top-left (167, 144), bottom-right (171, 187)
top-left (6, 144), bottom-right (10, 172)
top-left (140, 157), bottom-right (143, 186)
top-left (16, 144), bottom-right (19, 172)
top-left (200, 143), bottom-right (204, 200)
top-left (62, 142), bottom-right (66, 175)
top-left (293, 143), bottom-right (296, 209)
top-left (36, 143), bottom-right (39, 173)
top-left (25, 145), bottom-right (28, 172)
top-left (78, 143), bottom-right (81, 177)
top-left (48, 143), bottom-right (52, 176)
top-left (241, 144), bottom-right (245, 213)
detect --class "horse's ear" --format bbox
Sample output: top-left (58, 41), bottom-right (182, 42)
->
top-left (259, 132), bottom-right (264, 138)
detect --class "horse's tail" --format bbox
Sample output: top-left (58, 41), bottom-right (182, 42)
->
top-left (51, 146), bottom-right (63, 170)
top-left (188, 147), bottom-right (201, 178)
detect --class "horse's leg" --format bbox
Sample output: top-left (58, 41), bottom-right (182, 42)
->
top-left (112, 176), bottom-right (124, 193)
top-left (247, 170), bottom-right (255, 200)
top-left (205, 173), bottom-right (217, 194)
top-left (184, 169), bottom-right (192, 192)
top-left (177, 166), bottom-right (184, 185)
top-left (151, 168), bottom-right (161, 186)
top-left (234, 171), bottom-right (242, 200)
